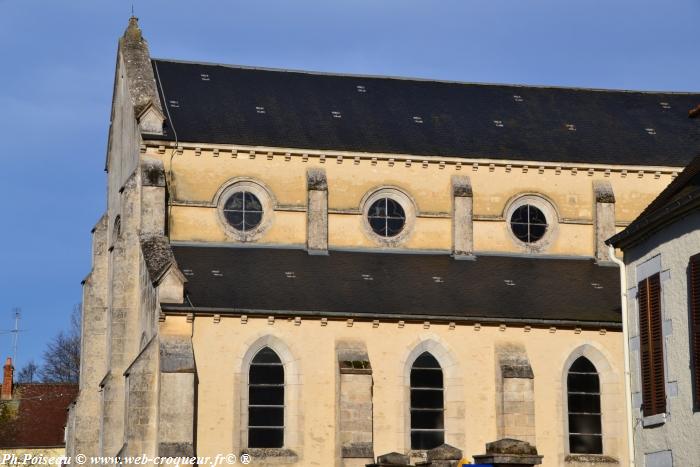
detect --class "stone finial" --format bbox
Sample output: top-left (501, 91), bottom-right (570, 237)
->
top-left (593, 180), bottom-right (615, 203)
top-left (451, 175), bottom-right (473, 197)
top-left (307, 167), bottom-right (328, 191)
top-left (124, 16), bottom-right (143, 41)
top-left (119, 16), bottom-right (164, 132)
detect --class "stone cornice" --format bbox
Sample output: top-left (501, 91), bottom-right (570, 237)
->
top-left (142, 140), bottom-right (682, 178)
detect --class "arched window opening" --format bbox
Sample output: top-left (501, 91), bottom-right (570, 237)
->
top-left (568, 356), bottom-right (603, 454)
top-left (248, 347), bottom-right (284, 448)
top-left (410, 352), bottom-right (445, 450)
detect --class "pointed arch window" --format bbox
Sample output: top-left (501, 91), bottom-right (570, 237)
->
top-left (248, 347), bottom-right (284, 448)
top-left (410, 352), bottom-right (445, 450)
top-left (567, 356), bottom-right (602, 454)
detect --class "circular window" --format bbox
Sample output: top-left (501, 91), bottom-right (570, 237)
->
top-left (510, 204), bottom-right (548, 243)
top-left (368, 198), bottom-right (406, 237)
top-left (361, 187), bottom-right (416, 245)
top-left (216, 179), bottom-right (274, 242)
top-left (223, 191), bottom-right (263, 232)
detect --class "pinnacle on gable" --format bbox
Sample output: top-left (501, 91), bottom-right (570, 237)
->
top-left (117, 16), bottom-right (164, 134)
top-left (123, 16), bottom-right (143, 42)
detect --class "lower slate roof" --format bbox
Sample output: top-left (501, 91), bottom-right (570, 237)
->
top-left (148, 59), bottom-right (700, 168)
top-left (166, 246), bottom-right (621, 326)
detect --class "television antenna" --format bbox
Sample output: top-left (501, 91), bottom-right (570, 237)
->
top-left (0, 308), bottom-right (23, 363)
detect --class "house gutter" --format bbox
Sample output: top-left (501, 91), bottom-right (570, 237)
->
top-left (609, 244), bottom-right (635, 466)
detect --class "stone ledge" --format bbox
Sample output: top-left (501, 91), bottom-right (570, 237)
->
top-left (241, 448), bottom-right (298, 463)
top-left (565, 454), bottom-right (619, 464)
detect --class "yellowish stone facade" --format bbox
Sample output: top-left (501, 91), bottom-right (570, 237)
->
top-left (65, 17), bottom-right (700, 467)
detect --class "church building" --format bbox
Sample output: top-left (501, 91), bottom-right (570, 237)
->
top-left (65, 17), bottom-right (700, 467)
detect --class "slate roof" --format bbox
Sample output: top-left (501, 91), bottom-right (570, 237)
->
top-left (608, 154), bottom-right (700, 249)
top-left (0, 383), bottom-right (78, 448)
top-left (164, 245), bottom-right (621, 327)
top-left (148, 59), bottom-right (700, 167)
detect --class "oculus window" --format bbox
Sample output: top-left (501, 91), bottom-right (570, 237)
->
top-left (248, 347), bottom-right (284, 448)
top-left (410, 352), bottom-right (445, 450)
top-left (224, 191), bottom-right (263, 232)
top-left (368, 197), bottom-right (406, 237)
top-left (510, 204), bottom-right (548, 243)
top-left (567, 356), bottom-right (603, 454)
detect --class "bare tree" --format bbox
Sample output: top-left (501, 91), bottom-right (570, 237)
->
top-left (16, 360), bottom-right (39, 383)
top-left (39, 304), bottom-right (81, 383)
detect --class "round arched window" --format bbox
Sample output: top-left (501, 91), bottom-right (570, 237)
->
top-left (368, 197), bottom-right (406, 237)
top-left (223, 191), bottom-right (263, 232)
top-left (509, 204), bottom-right (548, 243)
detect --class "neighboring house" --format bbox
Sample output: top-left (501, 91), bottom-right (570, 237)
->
top-left (64, 16), bottom-right (700, 467)
top-left (0, 358), bottom-right (78, 467)
top-left (607, 153), bottom-right (700, 467)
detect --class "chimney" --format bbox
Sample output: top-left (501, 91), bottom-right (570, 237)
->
top-left (1, 357), bottom-right (13, 400)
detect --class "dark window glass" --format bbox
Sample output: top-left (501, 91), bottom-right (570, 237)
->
top-left (248, 347), bottom-right (284, 448)
top-left (411, 430), bottom-right (444, 451)
top-left (248, 428), bottom-right (283, 448)
top-left (410, 352), bottom-right (444, 450)
top-left (509, 204), bottom-right (548, 243)
top-left (368, 198), bottom-right (406, 237)
top-left (224, 191), bottom-right (263, 232)
top-left (567, 357), bottom-right (602, 454)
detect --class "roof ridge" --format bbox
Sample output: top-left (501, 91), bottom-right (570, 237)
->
top-left (151, 57), bottom-right (700, 95)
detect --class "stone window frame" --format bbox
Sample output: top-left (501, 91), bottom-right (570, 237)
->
top-left (233, 334), bottom-right (301, 463)
top-left (399, 337), bottom-right (465, 456)
top-left (214, 178), bottom-right (276, 243)
top-left (360, 186), bottom-right (417, 247)
top-left (503, 193), bottom-right (560, 253)
top-left (560, 344), bottom-right (622, 464)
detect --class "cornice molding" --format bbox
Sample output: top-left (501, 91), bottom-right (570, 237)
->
top-left (142, 141), bottom-right (682, 177)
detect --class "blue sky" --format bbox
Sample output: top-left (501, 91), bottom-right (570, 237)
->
top-left (0, 0), bottom-right (698, 370)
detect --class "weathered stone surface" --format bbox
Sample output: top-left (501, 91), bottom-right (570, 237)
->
top-left (141, 235), bottom-right (175, 283)
top-left (307, 168), bottom-right (329, 253)
top-left (498, 344), bottom-right (534, 379)
top-left (307, 167), bottom-right (328, 191)
top-left (593, 180), bottom-right (616, 204)
top-left (160, 335), bottom-right (195, 373)
top-left (451, 175), bottom-right (473, 197)
top-left (141, 156), bottom-right (166, 187)
top-left (342, 442), bottom-right (374, 458)
top-left (495, 344), bottom-right (536, 445)
top-left (241, 448), bottom-right (298, 462)
top-left (427, 443), bottom-right (463, 460)
top-left (473, 438), bottom-right (543, 466)
top-left (452, 175), bottom-right (473, 257)
top-left (159, 442), bottom-right (194, 457)
top-left (593, 180), bottom-right (616, 262)
top-left (337, 341), bottom-right (374, 460)
top-left (376, 452), bottom-right (409, 465)
top-left (486, 438), bottom-right (539, 455)
top-left (119, 17), bottom-right (163, 119)
top-left (564, 454), bottom-right (619, 464)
